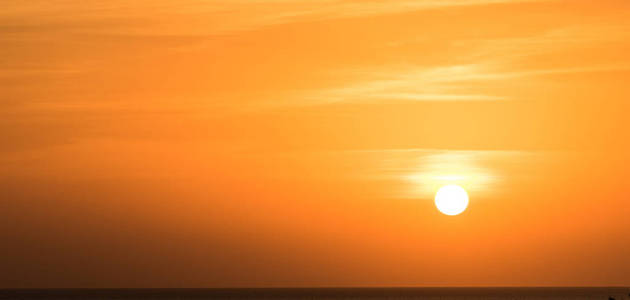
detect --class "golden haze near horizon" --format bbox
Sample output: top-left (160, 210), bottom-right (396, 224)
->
top-left (1, 0), bottom-right (630, 288)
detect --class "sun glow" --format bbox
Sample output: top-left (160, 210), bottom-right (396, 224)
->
top-left (434, 184), bottom-right (469, 216)
top-left (399, 151), bottom-right (505, 199)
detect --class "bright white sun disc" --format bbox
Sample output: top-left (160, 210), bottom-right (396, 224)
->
top-left (434, 185), bottom-right (469, 216)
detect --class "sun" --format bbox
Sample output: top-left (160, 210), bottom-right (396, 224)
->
top-left (434, 184), bottom-right (469, 216)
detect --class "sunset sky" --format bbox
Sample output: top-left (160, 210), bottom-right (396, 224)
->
top-left (2, 0), bottom-right (630, 288)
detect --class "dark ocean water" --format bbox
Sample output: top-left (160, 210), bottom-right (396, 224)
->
top-left (1, 288), bottom-right (629, 300)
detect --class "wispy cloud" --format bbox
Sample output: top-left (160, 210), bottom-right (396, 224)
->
top-left (293, 21), bottom-right (630, 105)
top-left (467, 24), bottom-right (630, 61)
top-left (1, 0), bottom-right (550, 35)
top-left (296, 63), bottom-right (630, 105)
top-left (300, 64), bottom-right (508, 104)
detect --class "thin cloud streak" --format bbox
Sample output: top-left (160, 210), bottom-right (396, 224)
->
top-left (297, 64), bottom-right (505, 104)
top-left (468, 24), bottom-right (630, 60)
top-left (2, 0), bottom-right (551, 35)
top-left (293, 22), bottom-right (630, 105)
top-left (297, 63), bottom-right (628, 105)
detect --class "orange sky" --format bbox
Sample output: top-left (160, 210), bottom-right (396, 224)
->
top-left (2, 0), bottom-right (630, 288)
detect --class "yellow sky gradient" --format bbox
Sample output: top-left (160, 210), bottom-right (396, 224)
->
top-left (2, 0), bottom-right (630, 288)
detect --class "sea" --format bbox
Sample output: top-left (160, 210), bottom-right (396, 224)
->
top-left (0, 288), bottom-right (628, 299)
